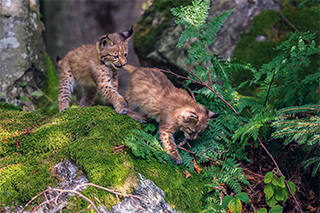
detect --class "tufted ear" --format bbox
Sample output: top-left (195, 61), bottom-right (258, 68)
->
top-left (206, 109), bottom-right (219, 120)
top-left (182, 109), bottom-right (199, 123)
top-left (120, 26), bottom-right (133, 41)
top-left (96, 34), bottom-right (114, 52)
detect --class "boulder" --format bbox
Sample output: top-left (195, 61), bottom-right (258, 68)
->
top-left (0, 0), bottom-right (46, 110)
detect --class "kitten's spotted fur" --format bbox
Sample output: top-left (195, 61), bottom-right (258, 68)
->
top-left (57, 28), bottom-right (133, 114)
top-left (122, 64), bottom-right (219, 164)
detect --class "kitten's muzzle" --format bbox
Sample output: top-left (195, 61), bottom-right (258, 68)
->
top-left (184, 132), bottom-right (198, 140)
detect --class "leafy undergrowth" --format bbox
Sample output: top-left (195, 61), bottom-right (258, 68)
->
top-left (238, 143), bottom-right (320, 212)
top-left (0, 106), bottom-right (209, 212)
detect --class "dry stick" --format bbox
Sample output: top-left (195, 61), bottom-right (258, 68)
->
top-left (159, 67), bottom-right (303, 213)
top-left (278, 11), bottom-right (300, 33)
top-left (205, 65), bottom-right (213, 88)
top-left (23, 188), bottom-right (100, 213)
top-left (74, 183), bottom-right (145, 202)
top-left (24, 183), bottom-right (145, 213)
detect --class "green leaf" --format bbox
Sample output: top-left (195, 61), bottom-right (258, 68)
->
top-left (257, 208), bottom-right (268, 213)
top-left (266, 196), bottom-right (278, 207)
top-left (20, 82), bottom-right (27, 87)
top-left (279, 176), bottom-right (286, 188)
top-left (274, 186), bottom-right (285, 201)
top-left (272, 177), bottom-right (280, 187)
top-left (228, 198), bottom-right (242, 213)
top-left (287, 180), bottom-right (297, 195)
top-left (264, 172), bottom-right (274, 183)
top-left (270, 205), bottom-right (283, 213)
top-left (235, 192), bottom-right (249, 203)
top-left (264, 183), bottom-right (274, 200)
top-left (222, 195), bottom-right (233, 208)
top-left (19, 96), bottom-right (30, 102)
top-left (30, 91), bottom-right (44, 97)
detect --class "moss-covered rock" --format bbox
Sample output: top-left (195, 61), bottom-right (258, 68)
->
top-left (232, 1), bottom-right (320, 96)
top-left (36, 53), bottom-right (59, 115)
top-left (0, 106), bottom-right (209, 212)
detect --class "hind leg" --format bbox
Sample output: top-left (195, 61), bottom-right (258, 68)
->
top-left (125, 92), bottom-right (147, 123)
top-left (80, 85), bottom-right (97, 107)
top-left (58, 64), bottom-right (75, 112)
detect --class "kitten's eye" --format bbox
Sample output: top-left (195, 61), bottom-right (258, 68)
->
top-left (124, 53), bottom-right (128, 57)
top-left (113, 55), bottom-right (119, 59)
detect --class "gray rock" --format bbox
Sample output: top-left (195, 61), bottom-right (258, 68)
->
top-left (0, 0), bottom-right (46, 110)
top-left (4, 159), bottom-right (88, 213)
top-left (134, 0), bottom-right (280, 76)
top-left (109, 173), bottom-right (175, 213)
top-left (6, 161), bottom-right (175, 213)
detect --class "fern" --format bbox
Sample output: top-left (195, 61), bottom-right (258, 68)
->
top-left (125, 129), bottom-right (176, 167)
top-left (272, 105), bottom-right (320, 146)
top-left (232, 109), bottom-right (278, 144)
top-left (272, 105), bottom-right (320, 176)
top-left (302, 156), bottom-right (320, 177)
top-left (250, 31), bottom-right (320, 108)
top-left (204, 158), bottom-right (250, 194)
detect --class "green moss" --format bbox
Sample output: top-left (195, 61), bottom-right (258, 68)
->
top-left (232, 2), bottom-right (319, 96)
top-left (0, 103), bottom-right (22, 111)
top-left (36, 53), bottom-right (59, 115)
top-left (134, 157), bottom-right (209, 212)
top-left (0, 106), bottom-right (209, 212)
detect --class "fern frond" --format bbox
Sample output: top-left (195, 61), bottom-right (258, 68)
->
top-left (302, 156), bottom-right (320, 177)
top-left (272, 105), bottom-right (320, 146)
top-left (232, 110), bottom-right (277, 144)
top-left (125, 130), bottom-right (175, 166)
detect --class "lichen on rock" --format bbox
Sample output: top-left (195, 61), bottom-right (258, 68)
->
top-left (0, 0), bottom-right (46, 110)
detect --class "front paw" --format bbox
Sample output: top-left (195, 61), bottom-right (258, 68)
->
top-left (173, 156), bottom-right (183, 165)
top-left (114, 100), bottom-right (128, 115)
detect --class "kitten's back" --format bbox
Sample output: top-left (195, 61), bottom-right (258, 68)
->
top-left (123, 65), bottom-right (194, 120)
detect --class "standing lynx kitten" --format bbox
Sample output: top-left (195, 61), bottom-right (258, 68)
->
top-left (57, 28), bottom-right (133, 114)
top-left (122, 64), bottom-right (219, 164)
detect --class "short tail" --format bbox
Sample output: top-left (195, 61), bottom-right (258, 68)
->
top-left (122, 64), bottom-right (138, 74)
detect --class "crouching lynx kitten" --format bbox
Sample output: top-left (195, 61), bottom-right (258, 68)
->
top-left (57, 28), bottom-right (133, 114)
top-left (122, 64), bottom-right (219, 164)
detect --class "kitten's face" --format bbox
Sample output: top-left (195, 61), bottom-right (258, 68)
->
top-left (180, 106), bottom-right (218, 140)
top-left (96, 28), bottom-right (133, 69)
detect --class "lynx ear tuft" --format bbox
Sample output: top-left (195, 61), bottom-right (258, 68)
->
top-left (182, 109), bottom-right (199, 123)
top-left (120, 26), bottom-right (133, 41)
top-left (207, 109), bottom-right (219, 120)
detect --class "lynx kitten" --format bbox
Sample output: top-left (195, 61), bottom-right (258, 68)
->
top-left (57, 28), bottom-right (133, 114)
top-left (122, 64), bottom-right (219, 164)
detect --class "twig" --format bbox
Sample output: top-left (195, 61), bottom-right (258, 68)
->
top-left (23, 188), bottom-right (100, 213)
top-left (278, 11), bottom-right (300, 33)
top-left (199, 147), bottom-right (228, 156)
top-left (205, 65), bottom-right (213, 88)
top-left (23, 183), bottom-right (145, 213)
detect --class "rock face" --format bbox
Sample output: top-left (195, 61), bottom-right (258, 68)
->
top-left (0, 0), bottom-right (46, 110)
top-left (134, 0), bottom-right (280, 76)
top-left (108, 173), bottom-right (174, 213)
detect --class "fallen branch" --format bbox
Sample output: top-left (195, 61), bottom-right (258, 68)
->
top-left (23, 183), bottom-right (145, 213)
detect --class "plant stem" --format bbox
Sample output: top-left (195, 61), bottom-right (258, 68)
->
top-left (263, 71), bottom-right (276, 107)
